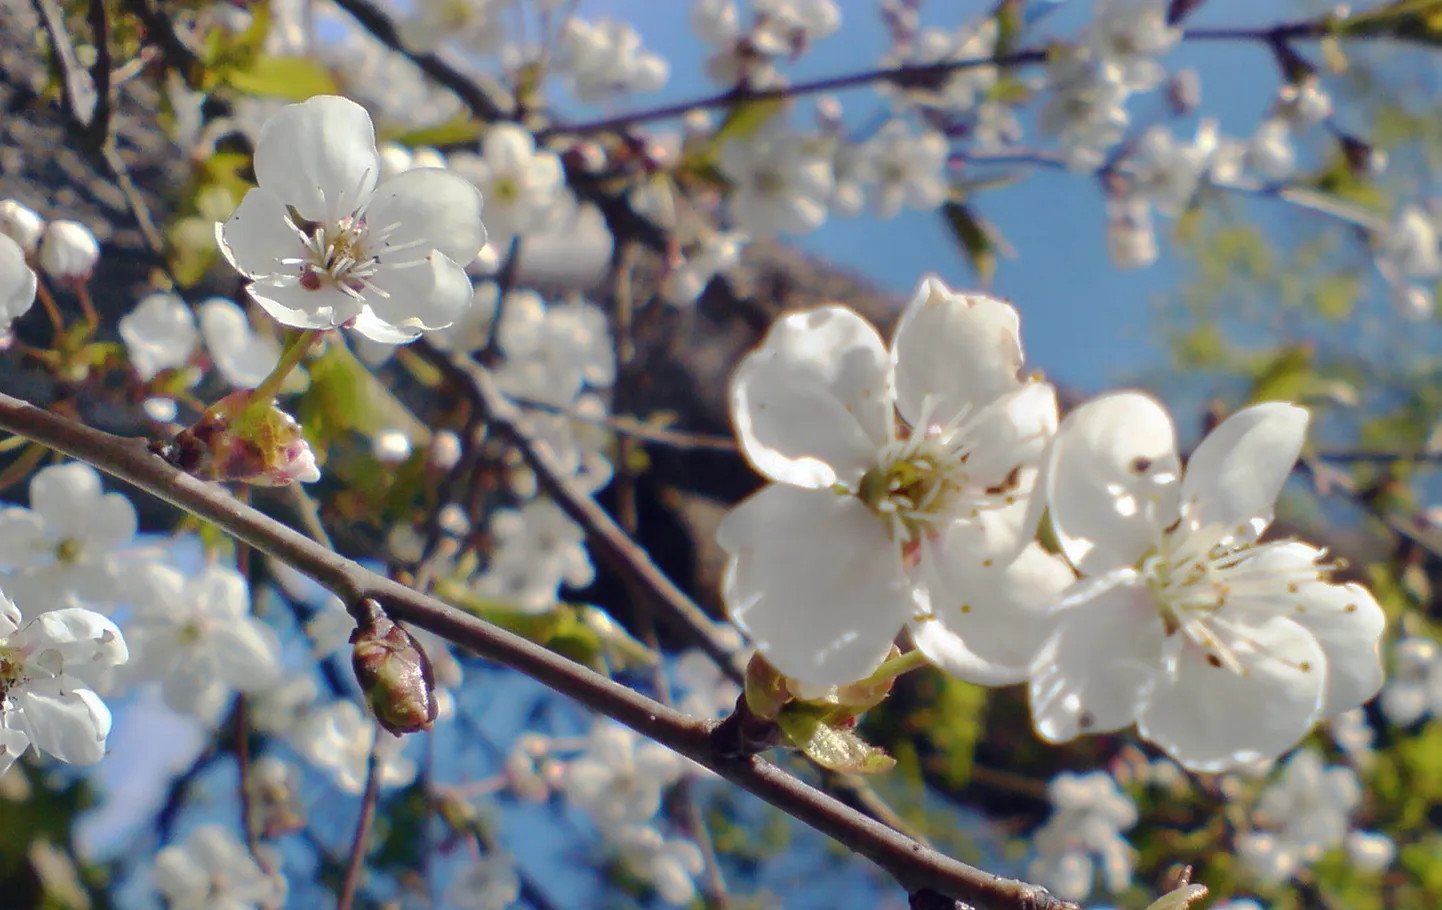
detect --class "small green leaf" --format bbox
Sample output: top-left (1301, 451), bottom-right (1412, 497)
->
top-left (706, 98), bottom-right (784, 155)
top-left (941, 201), bottom-right (998, 286)
top-left (384, 117), bottom-right (487, 148)
top-left (776, 703), bottom-right (896, 775)
top-left (225, 55), bottom-right (339, 100)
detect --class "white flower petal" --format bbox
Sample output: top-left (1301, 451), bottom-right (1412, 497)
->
top-left (730, 306), bottom-right (891, 489)
top-left (247, 277), bottom-right (363, 330)
top-left (14, 686), bottom-right (110, 765)
top-left (1045, 391), bottom-right (1180, 575)
top-left (1138, 616), bottom-right (1326, 771)
top-left (218, 188), bottom-right (304, 280)
top-left (1290, 581), bottom-right (1385, 717)
top-left (1029, 583), bottom-right (1163, 741)
top-left (364, 167), bottom-right (486, 267)
top-left (252, 95), bottom-right (380, 222)
top-left (891, 275), bottom-right (1023, 428)
top-left (911, 537), bottom-right (1072, 684)
top-left (719, 484), bottom-right (910, 686)
top-left (1181, 402), bottom-right (1309, 535)
top-left (364, 251), bottom-right (475, 338)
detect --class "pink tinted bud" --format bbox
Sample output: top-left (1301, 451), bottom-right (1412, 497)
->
top-left (153, 390), bottom-right (321, 486)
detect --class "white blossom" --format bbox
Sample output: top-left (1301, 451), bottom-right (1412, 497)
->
top-left (1380, 636), bottom-right (1442, 725)
top-left (448, 125), bottom-right (567, 248)
top-left (397, 0), bottom-right (510, 55)
top-left (1106, 194), bottom-right (1159, 270)
top-left (119, 292), bottom-right (199, 381)
top-left (718, 120), bottom-right (834, 236)
top-left (1028, 771), bottom-right (1138, 901)
top-left (153, 823), bottom-right (284, 910)
top-left (862, 121), bottom-right (950, 219)
top-left (879, 20), bottom-right (999, 114)
top-left (0, 199), bottom-right (44, 253)
top-left (38, 220), bottom-right (100, 282)
top-left (1040, 55), bottom-right (1131, 172)
top-left (444, 853), bottom-right (521, 910)
top-left (216, 95), bottom-right (486, 343)
top-left (691, 0), bottom-right (740, 46)
top-left (123, 562), bottom-right (283, 724)
top-left (1276, 78), bottom-right (1332, 131)
top-left (1034, 394), bottom-right (1387, 771)
top-left (292, 699), bottom-right (417, 793)
top-left (661, 231), bottom-right (747, 306)
top-left (198, 298), bottom-right (286, 388)
top-left (479, 290), bottom-right (615, 408)
top-left (0, 233), bottom-right (36, 338)
top-left (1329, 707), bottom-right (1375, 768)
top-left (752, 0), bottom-right (841, 47)
top-left (0, 594), bottom-right (127, 775)
top-left (1246, 118), bottom-right (1296, 183)
top-left (614, 825), bottom-right (705, 906)
top-left (1124, 122), bottom-right (1216, 218)
top-left (563, 721), bottom-right (684, 832)
top-left (1084, 0), bottom-right (1179, 92)
top-left (0, 462), bottom-right (137, 613)
top-left (472, 499), bottom-right (593, 612)
top-left (557, 18), bottom-right (669, 102)
top-left (675, 624), bottom-right (748, 720)
top-left (720, 275), bottom-right (1059, 686)
top-left (1236, 749), bottom-right (1389, 883)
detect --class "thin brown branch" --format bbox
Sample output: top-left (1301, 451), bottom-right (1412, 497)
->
top-left (31, 0), bottom-right (98, 135)
top-left (0, 391), bottom-right (1076, 910)
top-left (337, 734), bottom-right (383, 910)
top-left (85, 0), bottom-right (113, 148)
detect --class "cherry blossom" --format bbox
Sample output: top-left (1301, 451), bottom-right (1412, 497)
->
top-left (471, 499), bottom-right (594, 612)
top-left (397, 0), bottom-right (509, 55)
top-left (216, 94), bottom-right (487, 343)
top-left (0, 593), bottom-right (128, 775)
top-left (292, 699), bottom-right (417, 793)
top-left (122, 562), bottom-right (283, 724)
top-left (720, 275), bottom-right (1058, 686)
top-left (861, 121), bottom-right (950, 219)
top-left (0, 232), bottom-right (36, 340)
top-left (119, 292), bottom-right (200, 381)
top-left (1028, 771), bottom-right (1138, 901)
top-left (1084, 0), bottom-right (1179, 92)
top-left (153, 823), bottom-right (285, 910)
top-left (614, 824), bottom-right (705, 906)
top-left (444, 853), bottom-right (521, 910)
top-left (0, 462), bottom-right (138, 614)
top-left (447, 124), bottom-right (567, 247)
top-left (1033, 394), bottom-right (1386, 770)
top-left (197, 298), bottom-right (287, 389)
top-left (557, 18), bottom-right (669, 102)
top-left (1379, 636), bottom-right (1442, 725)
top-left (0, 199), bottom-right (44, 252)
top-left (563, 721), bottom-right (683, 832)
top-left (718, 120), bottom-right (835, 236)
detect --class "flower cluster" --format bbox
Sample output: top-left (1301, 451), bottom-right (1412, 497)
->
top-left (1028, 771), bottom-right (1138, 901)
top-left (721, 274), bottom-right (1387, 773)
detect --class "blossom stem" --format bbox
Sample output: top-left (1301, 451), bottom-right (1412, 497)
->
top-left (859, 648), bottom-right (930, 688)
top-left (245, 329), bottom-right (322, 416)
top-left (32, 276), bottom-right (65, 336)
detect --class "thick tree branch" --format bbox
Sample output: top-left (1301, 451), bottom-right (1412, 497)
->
top-left (0, 391), bottom-right (1076, 910)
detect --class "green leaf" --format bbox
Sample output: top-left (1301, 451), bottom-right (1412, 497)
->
top-left (298, 340), bottom-right (428, 448)
top-left (224, 55), bottom-right (339, 101)
top-left (383, 117), bottom-right (487, 148)
top-left (776, 703), bottom-right (896, 775)
top-left (941, 201), bottom-right (999, 286)
top-left (1335, 0), bottom-right (1442, 47)
top-left (705, 98), bottom-right (784, 156)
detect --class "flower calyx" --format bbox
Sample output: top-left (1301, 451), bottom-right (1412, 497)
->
top-left (152, 389), bottom-right (320, 487)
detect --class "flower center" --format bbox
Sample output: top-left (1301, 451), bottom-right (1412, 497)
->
top-left (1140, 522), bottom-right (1330, 671)
top-left (289, 212), bottom-right (382, 297)
top-left (0, 645), bottom-right (24, 697)
top-left (56, 537), bottom-right (83, 563)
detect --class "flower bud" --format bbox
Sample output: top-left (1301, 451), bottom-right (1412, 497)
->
top-left (350, 609), bottom-right (439, 737)
top-left (0, 200), bottom-right (44, 253)
top-left (153, 389), bottom-right (320, 486)
top-left (38, 219), bottom-right (100, 282)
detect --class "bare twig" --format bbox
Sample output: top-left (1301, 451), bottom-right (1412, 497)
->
top-left (85, 0), bottom-right (113, 148)
top-left (0, 391), bottom-right (1077, 910)
top-left (337, 734), bottom-right (384, 910)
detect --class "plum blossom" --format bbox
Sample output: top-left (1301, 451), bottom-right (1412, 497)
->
top-left (0, 233), bottom-right (36, 340)
top-left (719, 275), bottom-right (1059, 686)
top-left (563, 721), bottom-right (684, 832)
top-left (119, 292), bottom-right (199, 381)
top-left (153, 823), bottom-right (284, 910)
top-left (1028, 771), bottom-right (1138, 901)
top-left (0, 594), bottom-right (128, 775)
top-left (216, 95), bottom-right (486, 343)
top-left (1033, 394), bottom-right (1386, 771)
top-left (0, 462), bottom-right (137, 613)
top-left (122, 562), bottom-right (283, 724)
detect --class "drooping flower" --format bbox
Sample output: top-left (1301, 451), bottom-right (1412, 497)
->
top-left (1032, 393), bottom-right (1386, 771)
top-left (216, 95), bottom-right (487, 343)
top-left (0, 593), bottom-right (128, 775)
top-left (0, 462), bottom-right (137, 614)
top-left (719, 275), bottom-right (1059, 686)
top-left (153, 823), bottom-right (285, 910)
